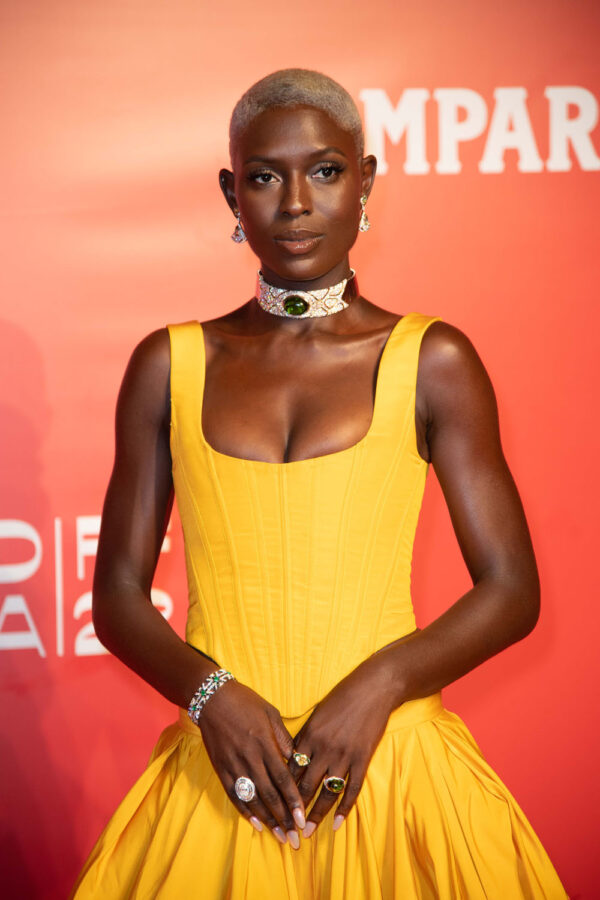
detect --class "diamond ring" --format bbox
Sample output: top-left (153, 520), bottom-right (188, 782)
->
top-left (235, 776), bottom-right (256, 802)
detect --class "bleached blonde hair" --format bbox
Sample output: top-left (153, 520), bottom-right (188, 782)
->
top-left (229, 68), bottom-right (364, 162)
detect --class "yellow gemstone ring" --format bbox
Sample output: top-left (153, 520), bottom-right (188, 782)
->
top-left (292, 751), bottom-right (311, 767)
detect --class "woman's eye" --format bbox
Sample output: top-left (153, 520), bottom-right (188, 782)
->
top-left (249, 170), bottom-right (276, 184)
top-left (314, 163), bottom-right (343, 180)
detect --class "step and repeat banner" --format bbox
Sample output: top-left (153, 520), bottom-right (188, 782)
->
top-left (1, 2), bottom-right (598, 897)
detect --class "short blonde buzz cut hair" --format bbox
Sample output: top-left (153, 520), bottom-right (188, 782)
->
top-left (229, 68), bottom-right (365, 163)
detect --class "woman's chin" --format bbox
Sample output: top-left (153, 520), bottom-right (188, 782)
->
top-left (258, 255), bottom-right (351, 289)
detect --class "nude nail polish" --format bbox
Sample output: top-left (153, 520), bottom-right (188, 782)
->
top-left (333, 815), bottom-right (345, 832)
top-left (287, 830), bottom-right (300, 850)
top-left (249, 816), bottom-right (263, 832)
top-left (302, 821), bottom-right (317, 839)
top-left (272, 826), bottom-right (287, 844)
top-left (293, 808), bottom-right (306, 829)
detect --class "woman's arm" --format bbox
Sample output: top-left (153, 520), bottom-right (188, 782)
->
top-left (93, 329), bottom-right (306, 844)
top-left (378, 320), bottom-right (540, 704)
top-left (292, 322), bottom-right (540, 834)
top-left (92, 328), bottom-right (214, 706)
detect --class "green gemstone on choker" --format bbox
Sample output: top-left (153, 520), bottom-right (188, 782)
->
top-left (256, 269), bottom-right (356, 318)
top-left (283, 295), bottom-right (309, 316)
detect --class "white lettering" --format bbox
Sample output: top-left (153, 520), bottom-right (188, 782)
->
top-left (55, 517), bottom-right (64, 657)
top-left (0, 594), bottom-right (46, 656)
top-left (359, 88), bottom-right (430, 175)
top-left (545, 86), bottom-right (600, 171)
top-left (360, 84), bottom-right (598, 175)
top-left (434, 88), bottom-right (488, 174)
top-left (480, 88), bottom-right (543, 173)
top-left (0, 520), bottom-right (42, 583)
top-left (76, 516), bottom-right (101, 580)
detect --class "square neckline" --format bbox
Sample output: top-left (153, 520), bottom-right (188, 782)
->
top-left (195, 313), bottom-right (414, 467)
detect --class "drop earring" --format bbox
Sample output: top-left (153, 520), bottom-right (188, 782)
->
top-left (358, 194), bottom-right (371, 233)
top-left (231, 211), bottom-right (247, 243)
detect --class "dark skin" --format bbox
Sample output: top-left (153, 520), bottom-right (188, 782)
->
top-left (93, 105), bottom-right (540, 849)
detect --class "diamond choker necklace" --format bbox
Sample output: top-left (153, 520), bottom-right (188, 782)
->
top-left (256, 269), bottom-right (357, 318)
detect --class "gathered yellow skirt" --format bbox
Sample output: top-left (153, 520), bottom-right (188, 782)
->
top-left (71, 694), bottom-right (567, 899)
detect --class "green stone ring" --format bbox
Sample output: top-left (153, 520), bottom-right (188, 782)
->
top-left (292, 752), bottom-right (311, 767)
top-left (323, 775), bottom-right (346, 794)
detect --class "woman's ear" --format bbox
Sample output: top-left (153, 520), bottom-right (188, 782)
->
top-left (219, 169), bottom-right (237, 214)
top-left (360, 155), bottom-right (377, 199)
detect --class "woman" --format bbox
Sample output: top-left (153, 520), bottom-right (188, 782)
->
top-left (72, 69), bottom-right (567, 898)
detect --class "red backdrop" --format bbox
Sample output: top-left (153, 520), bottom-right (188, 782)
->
top-left (1, 2), bottom-right (598, 897)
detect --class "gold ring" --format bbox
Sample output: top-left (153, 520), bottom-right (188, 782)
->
top-left (323, 776), bottom-right (346, 794)
top-left (292, 752), bottom-right (311, 767)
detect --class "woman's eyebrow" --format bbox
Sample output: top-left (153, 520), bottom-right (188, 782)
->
top-left (242, 146), bottom-right (350, 165)
top-left (310, 146), bottom-right (349, 158)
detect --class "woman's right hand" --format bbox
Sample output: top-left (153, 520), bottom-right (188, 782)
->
top-left (199, 680), bottom-right (306, 847)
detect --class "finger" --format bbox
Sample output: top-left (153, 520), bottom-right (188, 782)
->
top-left (268, 711), bottom-right (295, 762)
top-left (224, 770), bottom-right (279, 836)
top-left (252, 760), bottom-right (300, 840)
top-left (331, 764), bottom-right (367, 831)
top-left (264, 747), bottom-right (307, 830)
top-left (295, 748), bottom-right (328, 811)
top-left (302, 765), bottom-right (349, 836)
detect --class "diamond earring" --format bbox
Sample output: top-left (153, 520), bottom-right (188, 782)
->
top-left (358, 194), bottom-right (371, 233)
top-left (231, 211), bottom-right (247, 243)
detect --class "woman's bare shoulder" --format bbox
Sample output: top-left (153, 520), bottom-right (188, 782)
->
top-left (419, 320), bottom-right (491, 386)
top-left (416, 319), bottom-right (498, 430)
top-left (128, 328), bottom-right (171, 377)
top-left (129, 326), bottom-right (171, 366)
top-left (116, 328), bottom-right (171, 427)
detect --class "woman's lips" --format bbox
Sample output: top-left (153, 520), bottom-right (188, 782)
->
top-left (274, 232), bottom-right (324, 255)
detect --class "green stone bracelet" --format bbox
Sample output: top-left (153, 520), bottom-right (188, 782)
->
top-left (187, 668), bottom-right (235, 725)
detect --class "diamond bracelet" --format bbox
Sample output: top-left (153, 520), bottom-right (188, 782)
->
top-left (187, 668), bottom-right (235, 725)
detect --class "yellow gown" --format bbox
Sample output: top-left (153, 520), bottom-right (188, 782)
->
top-left (71, 315), bottom-right (567, 899)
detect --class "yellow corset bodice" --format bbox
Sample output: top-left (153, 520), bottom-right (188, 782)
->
top-left (168, 313), bottom-right (439, 717)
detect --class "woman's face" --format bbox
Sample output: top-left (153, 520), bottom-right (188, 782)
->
top-left (221, 106), bottom-right (376, 289)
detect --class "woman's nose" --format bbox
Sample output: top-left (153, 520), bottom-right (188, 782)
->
top-left (280, 173), bottom-right (311, 217)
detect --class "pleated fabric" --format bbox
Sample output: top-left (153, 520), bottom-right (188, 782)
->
top-left (71, 315), bottom-right (567, 898)
top-left (71, 697), bottom-right (566, 899)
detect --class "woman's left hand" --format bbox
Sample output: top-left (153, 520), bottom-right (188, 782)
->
top-left (289, 652), bottom-right (398, 837)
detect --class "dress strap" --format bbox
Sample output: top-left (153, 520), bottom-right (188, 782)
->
top-left (369, 313), bottom-right (441, 452)
top-left (167, 321), bottom-right (205, 432)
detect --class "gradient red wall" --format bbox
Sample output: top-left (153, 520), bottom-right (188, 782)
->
top-left (1, 2), bottom-right (598, 897)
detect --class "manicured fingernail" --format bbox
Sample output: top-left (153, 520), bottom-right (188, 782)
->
top-left (249, 816), bottom-right (263, 832)
top-left (302, 821), bottom-right (317, 839)
top-left (293, 808), bottom-right (306, 829)
top-left (333, 815), bottom-right (345, 832)
top-left (287, 830), bottom-right (300, 849)
top-left (272, 826), bottom-right (287, 844)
